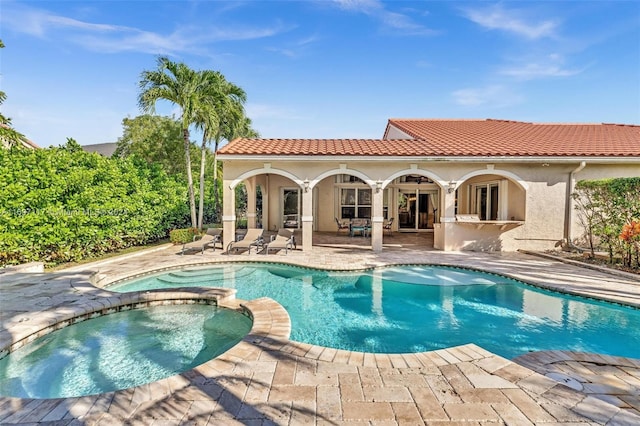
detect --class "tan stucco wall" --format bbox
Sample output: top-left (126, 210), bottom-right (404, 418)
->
top-left (222, 159), bottom-right (639, 252)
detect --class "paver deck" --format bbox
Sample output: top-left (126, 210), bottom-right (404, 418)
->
top-left (1, 235), bottom-right (639, 425)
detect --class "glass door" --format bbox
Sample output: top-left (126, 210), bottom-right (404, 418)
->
top-left (282, 188), bottom-right (300, 229)
top-left (417, 192), bottom-right (430, 229)
top-left (398, 190), bottom-right (437, 230)
top-left (398, 191), bottom-right (415, 230)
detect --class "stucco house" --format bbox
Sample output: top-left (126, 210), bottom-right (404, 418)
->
top-left (217, 118), bottom-right (640, 253)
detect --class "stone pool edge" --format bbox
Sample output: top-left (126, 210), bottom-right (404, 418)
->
top-left (2, 251), bottom-right (640, 424)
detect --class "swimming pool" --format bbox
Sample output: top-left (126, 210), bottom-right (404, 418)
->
top-left (108, 263), bottom-right (640, 359)
top-left (0, 303), bottom-right (252, 399)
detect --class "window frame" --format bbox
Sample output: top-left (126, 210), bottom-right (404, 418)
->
top-left (339, 186), bottom-right (372, 220)
top-left (470, 181), bottom-right (500, 220)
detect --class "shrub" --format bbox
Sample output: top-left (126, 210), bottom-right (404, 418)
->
top-left (169, 228), bottom-right (200, 244)
top-left (574, 177), bottom-right (640, 267)
top-left (0, 142), bottom-right (191, 266)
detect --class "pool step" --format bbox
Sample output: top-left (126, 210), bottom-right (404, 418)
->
top-left (158, 268), bottom-right (256, 284)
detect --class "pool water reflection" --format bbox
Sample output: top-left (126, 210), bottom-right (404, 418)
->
top-left (109, 263), bottom-right (640, 359)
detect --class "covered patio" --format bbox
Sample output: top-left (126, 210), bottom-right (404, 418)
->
top-left (217, 119), bottom-right (639, 255)
top-left (234, 228), bottom-right (437, 254)
top-left (219, 160), bottom-right (528, 254)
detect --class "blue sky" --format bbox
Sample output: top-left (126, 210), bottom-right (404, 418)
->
top-left (1, 1), bottom-right (639, 148)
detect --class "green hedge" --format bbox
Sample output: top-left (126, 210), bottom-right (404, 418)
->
top-left (574, 177), bottom-right (640, 267)
top-left (169, 228), bottom-right (200, 244)
top-left (0, 142), bottom-right (190, 266)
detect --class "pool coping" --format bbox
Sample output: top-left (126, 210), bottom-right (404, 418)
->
top-left (2, 284), bottom-right (636, 425)
top-left (1, 247), bottom-right (639, 424)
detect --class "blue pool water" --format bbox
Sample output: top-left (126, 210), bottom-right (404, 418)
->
top-left (108, 263), bottom-right (640, 360)
top-left (0, 304), bottom-right (252, 398)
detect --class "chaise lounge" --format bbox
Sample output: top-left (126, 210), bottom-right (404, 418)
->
top-left (181, 228), bottom-right (222, 255)
top-left (264, 228), bottom-right (296, 255)
top-left (226, 228), bottom-right (264, 254)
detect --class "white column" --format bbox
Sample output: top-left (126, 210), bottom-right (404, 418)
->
top-left (435, 189), bottom-right (457, 251)
top-left (262, 175), bottom-right (270, 232)
top-left (442, 188), bottom-right (457, 222)
top-left (301, 187), bottom-right (313, 252)
top-left (371, 188), bottom-right (384, 252)
top-left (245, 177), bottom-right (257, 228)
top-left (222, 180), bottom-right (236, 251)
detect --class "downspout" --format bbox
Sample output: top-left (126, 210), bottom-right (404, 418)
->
top-left (564, 161), bottom-right (587, 249)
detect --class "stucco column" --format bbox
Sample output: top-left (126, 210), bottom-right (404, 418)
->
top-left (301, 187), bottom-right (313, 252)
top-left (245, 177), bottom-right (257, 229)
top-left (222, 180), bottom-right (236, 251)
top-left (435, 189), bottom-right (457, 251)
top-left (442, 188), bottom-right (457, 220)
top-left (371, 188), bottom-right (384, 252)
top-left (261, 175), bottom-right (269, 232)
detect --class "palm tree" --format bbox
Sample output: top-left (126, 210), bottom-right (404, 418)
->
top-left (193, 70), bottom-right (247, 228)
top-left (0, 40), bottom-right (28, 149)
top-left (138, 57), bottom-right (200, 227)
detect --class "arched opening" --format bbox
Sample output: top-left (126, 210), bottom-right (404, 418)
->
top-left (454, 173), bottom-right (526, 221)
top-left (313, 170), bottom-right (375, 236)
top-left (250, 173), bottom-right (304, 232)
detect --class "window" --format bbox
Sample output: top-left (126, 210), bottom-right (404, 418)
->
top-left (336, 174), bottom-right (365, 183)
top-left (340, 188), bottom-right (371, 219)
top-left (282, 188), bottom-right (300, 228)
top-left (400, 174), bottom-right (433, 184)
top-left (472, 182), bottom-right (499, 220)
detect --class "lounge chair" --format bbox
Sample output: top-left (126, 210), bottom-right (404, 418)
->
top-left (335, 217), bottom-right (350, 235)
top-left (264, 228), bottom-right (295, 255)
top-left (226, 228), bottom-right (264, 254)
top-left (181, 228), bottom-right (222, 255)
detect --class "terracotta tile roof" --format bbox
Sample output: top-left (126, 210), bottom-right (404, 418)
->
top-left (218, 119), bottom-right (640, 157)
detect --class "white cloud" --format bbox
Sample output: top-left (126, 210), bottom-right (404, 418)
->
top-left (331, 0), bottom-right (436, 35)
top-left (332, 0), bottom-right (378, 12)
top-left (1, 3), bottom-right (288, 56)
top-left (462, 4), bottom-right (559, 40)
top-left (500, 63), bottom-right (583, 80)
top-left (267, 35), bottom-right (320, 58)
top-left (499, 54), bottom-right (586, 80)
top-left (452, 85), bottom-right (523, 108)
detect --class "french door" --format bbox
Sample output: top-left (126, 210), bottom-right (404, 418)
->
top-left (282, 188), bottom-right (300, 229)
top-left (398, 190), bottom-right (437, 231)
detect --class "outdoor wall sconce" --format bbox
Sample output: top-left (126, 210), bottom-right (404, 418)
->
top-left (447, 181), bottom-right (456, 193)
top-left (303, 179), bottom-right (310, 192)
top-left (375, 180), bottom-right (383, 193)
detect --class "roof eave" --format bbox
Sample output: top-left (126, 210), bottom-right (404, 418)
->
top-left (217, 154), bottom-right (640, 164)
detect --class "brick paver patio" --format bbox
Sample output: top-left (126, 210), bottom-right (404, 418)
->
top-left (1, 234), bottom-right (639, 425)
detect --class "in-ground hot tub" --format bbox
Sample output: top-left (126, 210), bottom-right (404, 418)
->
top-left (0, 302), bottom-right (252, 399)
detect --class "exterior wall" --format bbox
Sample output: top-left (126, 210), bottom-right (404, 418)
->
top-left (222, 159), bottom-right (639, 252)
top-left (316, 178), bottom-right (336, 231)
top-left (385, 126), bottom-right (412, 140)
top-left (509, 180), bottom-right (526, 220)
top-left (260, 174), bottom-right (298, 232)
